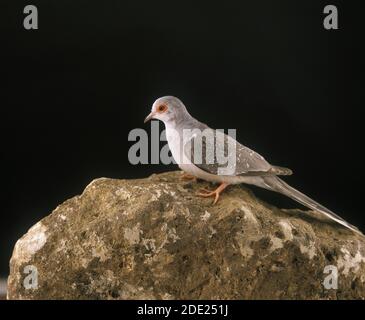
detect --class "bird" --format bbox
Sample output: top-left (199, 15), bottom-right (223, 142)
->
top-left (144, 96), bottom-right (362, 235)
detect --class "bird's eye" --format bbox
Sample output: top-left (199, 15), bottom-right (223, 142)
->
top-left (157, 104), bottom-right (168, 113)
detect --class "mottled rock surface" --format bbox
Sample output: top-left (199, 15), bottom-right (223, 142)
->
top-left (7, 171), bottom-right (365, 299)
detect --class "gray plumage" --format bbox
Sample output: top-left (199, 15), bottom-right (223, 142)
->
top-left (184, 128), bottom-right (292, 176)
top-left (144, 96), bottom-right (362, 235)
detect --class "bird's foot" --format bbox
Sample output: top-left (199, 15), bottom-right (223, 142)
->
top-left (196, 183), bottom-right (229, 205)
top-left (180, 172), bottom-right (197, 182)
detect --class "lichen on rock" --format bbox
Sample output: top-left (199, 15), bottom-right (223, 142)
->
top-left (7, 171), bottom-right (365, 299)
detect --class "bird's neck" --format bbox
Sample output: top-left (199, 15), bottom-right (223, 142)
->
top-left (166, 113), bottom-right (196, 132)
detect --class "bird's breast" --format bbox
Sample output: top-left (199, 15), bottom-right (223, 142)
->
top-left (165, 127), bottom-right (185, 165)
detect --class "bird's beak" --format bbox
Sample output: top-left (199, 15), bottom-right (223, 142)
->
top-left (144, 112), bottom-right (155, 123)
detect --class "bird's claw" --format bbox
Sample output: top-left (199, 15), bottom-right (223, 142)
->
top-left (180, 173), bottom-right (197, 182)
top-left (196, 183), bottom-right (229, 205)
top-left (196, 190), bottom-right (220, 205)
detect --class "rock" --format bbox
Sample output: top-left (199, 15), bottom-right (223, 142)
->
top-left (7, 171), bottom-right (365, 299)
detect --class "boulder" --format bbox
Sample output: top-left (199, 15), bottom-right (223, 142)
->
top-left (7, 171), bottom-right (365, 299)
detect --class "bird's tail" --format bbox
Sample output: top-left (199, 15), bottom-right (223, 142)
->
top-left (261, 176), bottom-right (363, 236)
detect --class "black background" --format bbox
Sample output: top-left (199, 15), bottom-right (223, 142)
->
top-left (1, 0), bottom-right (364, 277)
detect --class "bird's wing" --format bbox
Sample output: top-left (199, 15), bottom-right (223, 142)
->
top-left (183, 129), bottom-right (291, 177)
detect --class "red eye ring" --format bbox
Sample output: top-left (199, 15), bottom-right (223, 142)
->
top-left (157, 104), bottom-right (168, 113)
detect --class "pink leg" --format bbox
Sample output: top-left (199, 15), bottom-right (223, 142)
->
top-left (180, 172), bottom-right (197, 182)
top-left (196, 183), bottom-right (229, 205)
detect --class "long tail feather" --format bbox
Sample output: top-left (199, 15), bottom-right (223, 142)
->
top-left (262, 176), bottom-right (363, 236)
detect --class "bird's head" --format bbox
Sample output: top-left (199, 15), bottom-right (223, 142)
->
top-left (144, 96), bottom-right (188, 126)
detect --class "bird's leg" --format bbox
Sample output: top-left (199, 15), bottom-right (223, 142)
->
top-left (180, 172), bottom-right (197, 182)
top-left (196, 183), bottom-right (229, 205)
